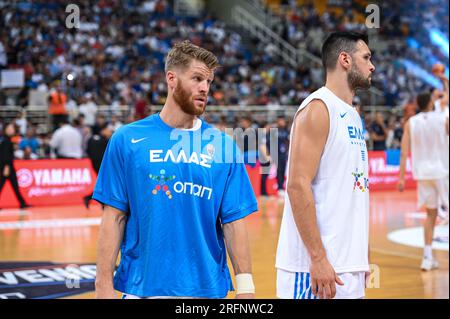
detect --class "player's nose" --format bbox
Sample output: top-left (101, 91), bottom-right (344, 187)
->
top-left (198, 80), bottom-right (208, 93)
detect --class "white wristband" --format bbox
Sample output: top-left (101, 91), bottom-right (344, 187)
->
top-left (235, 273), bottom-right (255, 294)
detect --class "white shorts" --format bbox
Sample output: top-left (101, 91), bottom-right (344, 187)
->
top-left (418, 178), bottom-right (449, 210)
top-left (276, 268), bottom-right (365, 299)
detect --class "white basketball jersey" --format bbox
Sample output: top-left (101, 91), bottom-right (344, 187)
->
top-left (409, 112), bottom-right (449, 180)
top-left (276, 86), bottom-right (370, 274)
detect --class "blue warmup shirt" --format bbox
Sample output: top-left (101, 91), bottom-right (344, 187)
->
top-left (93, 113), bottom-right (258, 298)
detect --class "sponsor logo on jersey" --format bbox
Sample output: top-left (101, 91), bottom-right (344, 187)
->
top-left (149, 170), bottom-right (213, 201)
top-left (131, 137), bottom-right (148, 144)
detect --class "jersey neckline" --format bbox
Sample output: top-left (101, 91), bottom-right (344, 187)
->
top-left (154, 113), bottom-right (203, 132)
top-left (322, 86), bottom-right (355, 110)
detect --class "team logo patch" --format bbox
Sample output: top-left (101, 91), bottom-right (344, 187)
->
top-left (149, 169), bottom-right (176, 199)
top-left (352, 169), bottom-right (369, 192)
top-left (0, 262), bottom-right (96, 299)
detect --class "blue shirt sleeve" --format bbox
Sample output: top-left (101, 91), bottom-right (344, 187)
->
top-left (32, 139), bottom-right (40, 152)
top-left (219, 143), bottom-right (258, 224)
top-left (18, 140), bottom-right (26, 150)
top-left (92, 130), bottom-right (129, 213)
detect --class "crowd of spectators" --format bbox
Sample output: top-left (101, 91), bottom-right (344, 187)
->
top-left (265, 0), bottom-right (449, 107)
top-left (0, 0), bottom-right (323, 113)
top-left (1, 0), bottom-right (448, 160)
top-left (1, 0), bottom-right (447, 113)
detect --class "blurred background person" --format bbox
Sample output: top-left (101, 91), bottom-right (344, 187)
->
top-left (78, 93), bottom-right (98, 129)
top-left (74, 114), bottom-right (92, 157)
top-left (386, 116), bottom-right (404, 149)
top-left (108, 115), bottom-right (123, 133)
top-left (259, 121), bottom-right (272, 196)
top-left (274, 116), bottom-right (289, 196)
top-left (403, 96), bottom-right (418, 123)
top-left (431, 71), bottom-right (449, 117)
top-left (48, 81), bottom-right (68, 132)
top-left (17, 126), bottom-right (40, 159)
top-left (37, 132), bottom-right (52, 159)
top-left (83, 123), bottom-right (113, 209)
top-left (13, 111), bottom-right (28, 136)
top-left (0, 123), bottom-right (30, 209)
top-left (92, 114), bottom-right (108, 135)
top-left (398, 92), bottom-right (449, 270)
top-left (370, 112), bottom-right (388, 151)
top-left (49, 118), bottom-right (83, 159)
top-left (134, 92), bottom-right (149, 120)
top-left (235, 116), bottom-right (259, 166)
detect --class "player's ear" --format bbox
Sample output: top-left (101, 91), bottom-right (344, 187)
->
top-left (338, 52), bottom-right (351, 71)
top-left (166, 70), bottom-right (178, 90)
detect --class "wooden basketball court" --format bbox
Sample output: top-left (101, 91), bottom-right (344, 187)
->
top-left (0, 190), bottom-right (448, 299)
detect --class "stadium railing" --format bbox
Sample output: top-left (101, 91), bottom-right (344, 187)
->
top-left (1, 104), bottom-right (403, 130)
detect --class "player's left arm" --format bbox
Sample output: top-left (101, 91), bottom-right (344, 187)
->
top-left (223, 218), bottom-right (255, 299)
top-left (397, 120), bottom-right (411, 192)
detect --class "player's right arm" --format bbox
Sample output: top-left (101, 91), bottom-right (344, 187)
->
top-left (286, 100), bottom-right (343, 299)
top-left (437, 73), bottom-right (449, 104)
top-left (91, 128), bottom-right (129, 298)
top-left (440, 74), bottom-right (449, 92)
top-left (95, 205), bottom-right (127, 299)
top-left (397, 120), bottom-right (411, 192)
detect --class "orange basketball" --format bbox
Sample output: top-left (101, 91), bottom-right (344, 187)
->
top-left (432, 62), bottom-right (445, 75)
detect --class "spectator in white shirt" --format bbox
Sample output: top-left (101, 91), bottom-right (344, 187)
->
top-left (108, 115), bottom-right (123, 132)
top-left (66, 98), bottom-right (79, 122)
top-left (49, 118), bottom-right (83, 159)
top-left (78, 93), bottom-right (98, 127)
top-left (14, 111), bottom-right (28, 136)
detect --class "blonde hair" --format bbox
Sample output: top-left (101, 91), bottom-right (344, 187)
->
top-left (165, 40), bottom-right (219, 73)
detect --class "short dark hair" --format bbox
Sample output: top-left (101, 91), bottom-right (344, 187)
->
top-left (99, 122), bottom-right (109, 131)
top-left (321, 31), bottom-right (369, 71)
top-left (416, 92), bottom-right (432, 111)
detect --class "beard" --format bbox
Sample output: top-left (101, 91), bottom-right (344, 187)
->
top-left (348, 64), bottom-right (371, 91)
top-left (173, 80), bottom-right (206, 116)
